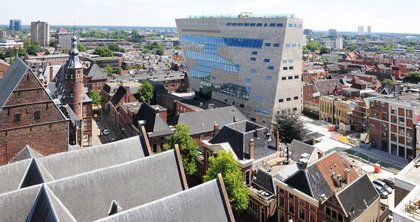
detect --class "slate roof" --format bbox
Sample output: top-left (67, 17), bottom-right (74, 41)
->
top-left (9, 145), bottom-right (43, 163)
top-left (84, 64), bottom-right (107, 80)
top-left (210, 120), bottom-right (277, 161)
top-left (285, 152), bottom-right (359, 201)
top-left (336, 174), bottom-right (379, 219)
top-left (110, 86), bottom-right (127, 106)
top-left (253, 169), bottom-right (275, 195)
top-left (288, 140), bottom-right (318, 162)
top-left (97, 177), bottom-right (233, 222)
top-left (0, 136), bottom-right (148, 195)
top-left (313, 79), bottom-right (342, 96)
top-left (176, 106), bottom-right (249, 135)
top-left (132, 103), bottom-right (174, 137)
top-left (0, 148), bottom-right (190, 221)
top-left (377, 83), bottom-right (397, 95)
top-left (0, 57), bottom-right (29, 110)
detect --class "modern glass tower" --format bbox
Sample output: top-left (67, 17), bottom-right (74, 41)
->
top-left (176, 13), bottom-right (303, 126)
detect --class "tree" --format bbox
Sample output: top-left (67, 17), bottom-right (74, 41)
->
top-left (306, 41), bottom-right (322, 52)
top-left (94, 46), bottom-right (113, 57)
top-left (203, 150), bottom-right (249, 212)
top-left (89, 90), bottom-right (102, 106)
top-left (77, 43), bottom-right (87, 52)
top-left (274, 112), bottom-right (305, 144)
top-left (162, 124), bottom-right (199, 176)
top-left (382, 78), bottom-right (395, 84)
top-left (320, 47), bottom-right (331, 55)
top-left (406, 47), bottom-right (415, 53)
top-left (26, 42), bottom-right (43, 55)
top-left (403, 72), bottom-right (420, 84)
top-left (115, 67), bottom-right (122, 74)
top-left (135, 80), bottom-right (154, 104)
top-left (105, 64), bottom-right (113, 75)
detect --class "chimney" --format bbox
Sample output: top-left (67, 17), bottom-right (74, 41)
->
top-left (249, 138), bottom-right (254, 159)
top-left (317, 151), bottom-right (324, 159)
top-left (254, 129), bottom-right (259, 138)
top-left (344, 168), bottom-right (350, 183)
top-left (275, 131), bottom-right (281, 151)
top-left (213, 123), bottom-right (220, 136)
top-left (49, 66), bottom-right (53, 82)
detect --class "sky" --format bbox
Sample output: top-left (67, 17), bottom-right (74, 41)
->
top-left (1, 0), bottom-right (419, 34)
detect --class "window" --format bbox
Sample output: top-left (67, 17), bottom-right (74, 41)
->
top-left (254, 108), bottom-right (261, 112)
top-left (285, 44), bottom-right (291, 48)
top-left (248, 200), bottom-right (258, 216)
top-left (256, 96), bottom-right (263, 101)
top-left (265, 42), bottom-right (271, 47)
top-left (294, 96), bottom-right (299, 100)
top-left (288, 24), bottom-right (293, 27)
top-left (283, 67), bottom-right (288, 70)
top-left (245, 78), bottom-right (251, 83)
top-left (294, 75), bottom-right (299, 79)
top-left (288, 59), bottom-right (294, 63)
top-left (268, 66), bottom-right (274, 70)
top-left (238, 23), bottom-right (243, 26)
top-left (279, 210), bottom-right (285, 222)
top-left (226, 22), bottom-right (232, 26)
top-left (251, 51), bottom-right (258, 55)
top-left (34, 111), bottom-right (41, 120)
top-left (256, 23), bottom-right (262, 26)
top-left (260, 208), bottom-right (266, 222)
top-left (299, 206), bottom-right (305, 220)
top-left (276, 23), bottom-right (283, 27)
top-left (250, 23), bottom-right (256, 26)
top-left (279, 99), bottom-right (284, 103)
top-left (244, 23), bottom-right (250, 26)
top-left (250, 68), bottom-right (257, 73)
top-left (263, 58), bottom-right (270, 63)
top-left (250, 57), bottom-right (257, 61)
top-left (310, 212), bottom-right (316, 222)
top-left (264, 76), bottom-right (272, 80)
top-left (288, 200), bottom-right (295, 214)
top-left (288, 76), bottom-right (293, 80)
top-left (287, 98), bottom-right (291, 101)
top-left (289, 66), bottom-right (294, 70)
top-left (269, 23), bottom-right (276, 27)
top-left (262, 110), bottom-right (270, 114)
top-left (232, 23), bottom-right (237, 26)
top-left (289, 193), bottom-right (294, 199)
top-left (273, 43), bottom-right (280, 47)
top-left (281, 77), bottom-right (286, 80)
top-left (278, 195), bottom-right (285, 209)
top-left (14, 114), bottom-right (21, 122)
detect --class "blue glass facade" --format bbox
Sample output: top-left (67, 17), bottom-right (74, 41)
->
top-left (180, 34), bottom-right (265, 100)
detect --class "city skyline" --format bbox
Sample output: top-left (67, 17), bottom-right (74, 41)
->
top-left (0, 0), bottom-right (419, 34)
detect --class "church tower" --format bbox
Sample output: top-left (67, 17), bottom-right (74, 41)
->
top-left (64, 35), bottom-right (83, 119)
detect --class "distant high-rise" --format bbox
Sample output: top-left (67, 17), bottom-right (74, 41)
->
top-left (357, 26), bottom-right (364, 35)
top-left (328, 29), bottom-right (338, 38)
top-left (176, 13), bottom-right (304, 125)
top-left (56, 28), bottom-right (74, 50)
top-left (367, 26), bottom-right (372, 35)
top-left (31, 21), bottom-right (50, 47)
top-left (335, 37), bottom-right (343, 50)
top-left (9, 19), bottom-right (21, 31)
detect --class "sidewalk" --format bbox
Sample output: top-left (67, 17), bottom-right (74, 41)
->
top-left (351, 146), bottom-right (409, 170)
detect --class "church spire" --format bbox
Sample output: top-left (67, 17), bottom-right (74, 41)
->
top-left (66, 35), bottom-right (82, 69)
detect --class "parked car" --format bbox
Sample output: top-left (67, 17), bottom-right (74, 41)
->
top-left (372, 183), bottom-right (389, 199)
top-left (373, 180), bottom-right (392, 194)
top-left (380, 178), bottom-right (395, 189)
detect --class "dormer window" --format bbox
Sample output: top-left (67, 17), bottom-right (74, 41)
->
top-left (108, 200), bottom-right (122, 216)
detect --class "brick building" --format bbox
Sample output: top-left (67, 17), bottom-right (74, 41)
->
top-left (83, 63), bottom-right (107, 92)
top-left (0, 58), bottom-right (69, 165)
top-left (275, 152), bottom-right (385, 222)
top-left (368, 97), bottom-right (420, 159)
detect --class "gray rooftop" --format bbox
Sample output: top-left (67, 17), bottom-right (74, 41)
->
top-left (176, 106), bottom-right (248, 135)
top-left (0, 57), bottom-right (29, 110)
top-left (0, 136), bottom-right (148, 195)
top-left (0, 148), bottom-right (188, 221)
top-left (96, 177), bottom-right (232, 222)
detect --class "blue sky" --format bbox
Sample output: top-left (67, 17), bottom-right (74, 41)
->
top-left (1, 0), bottom-right (419, 34)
